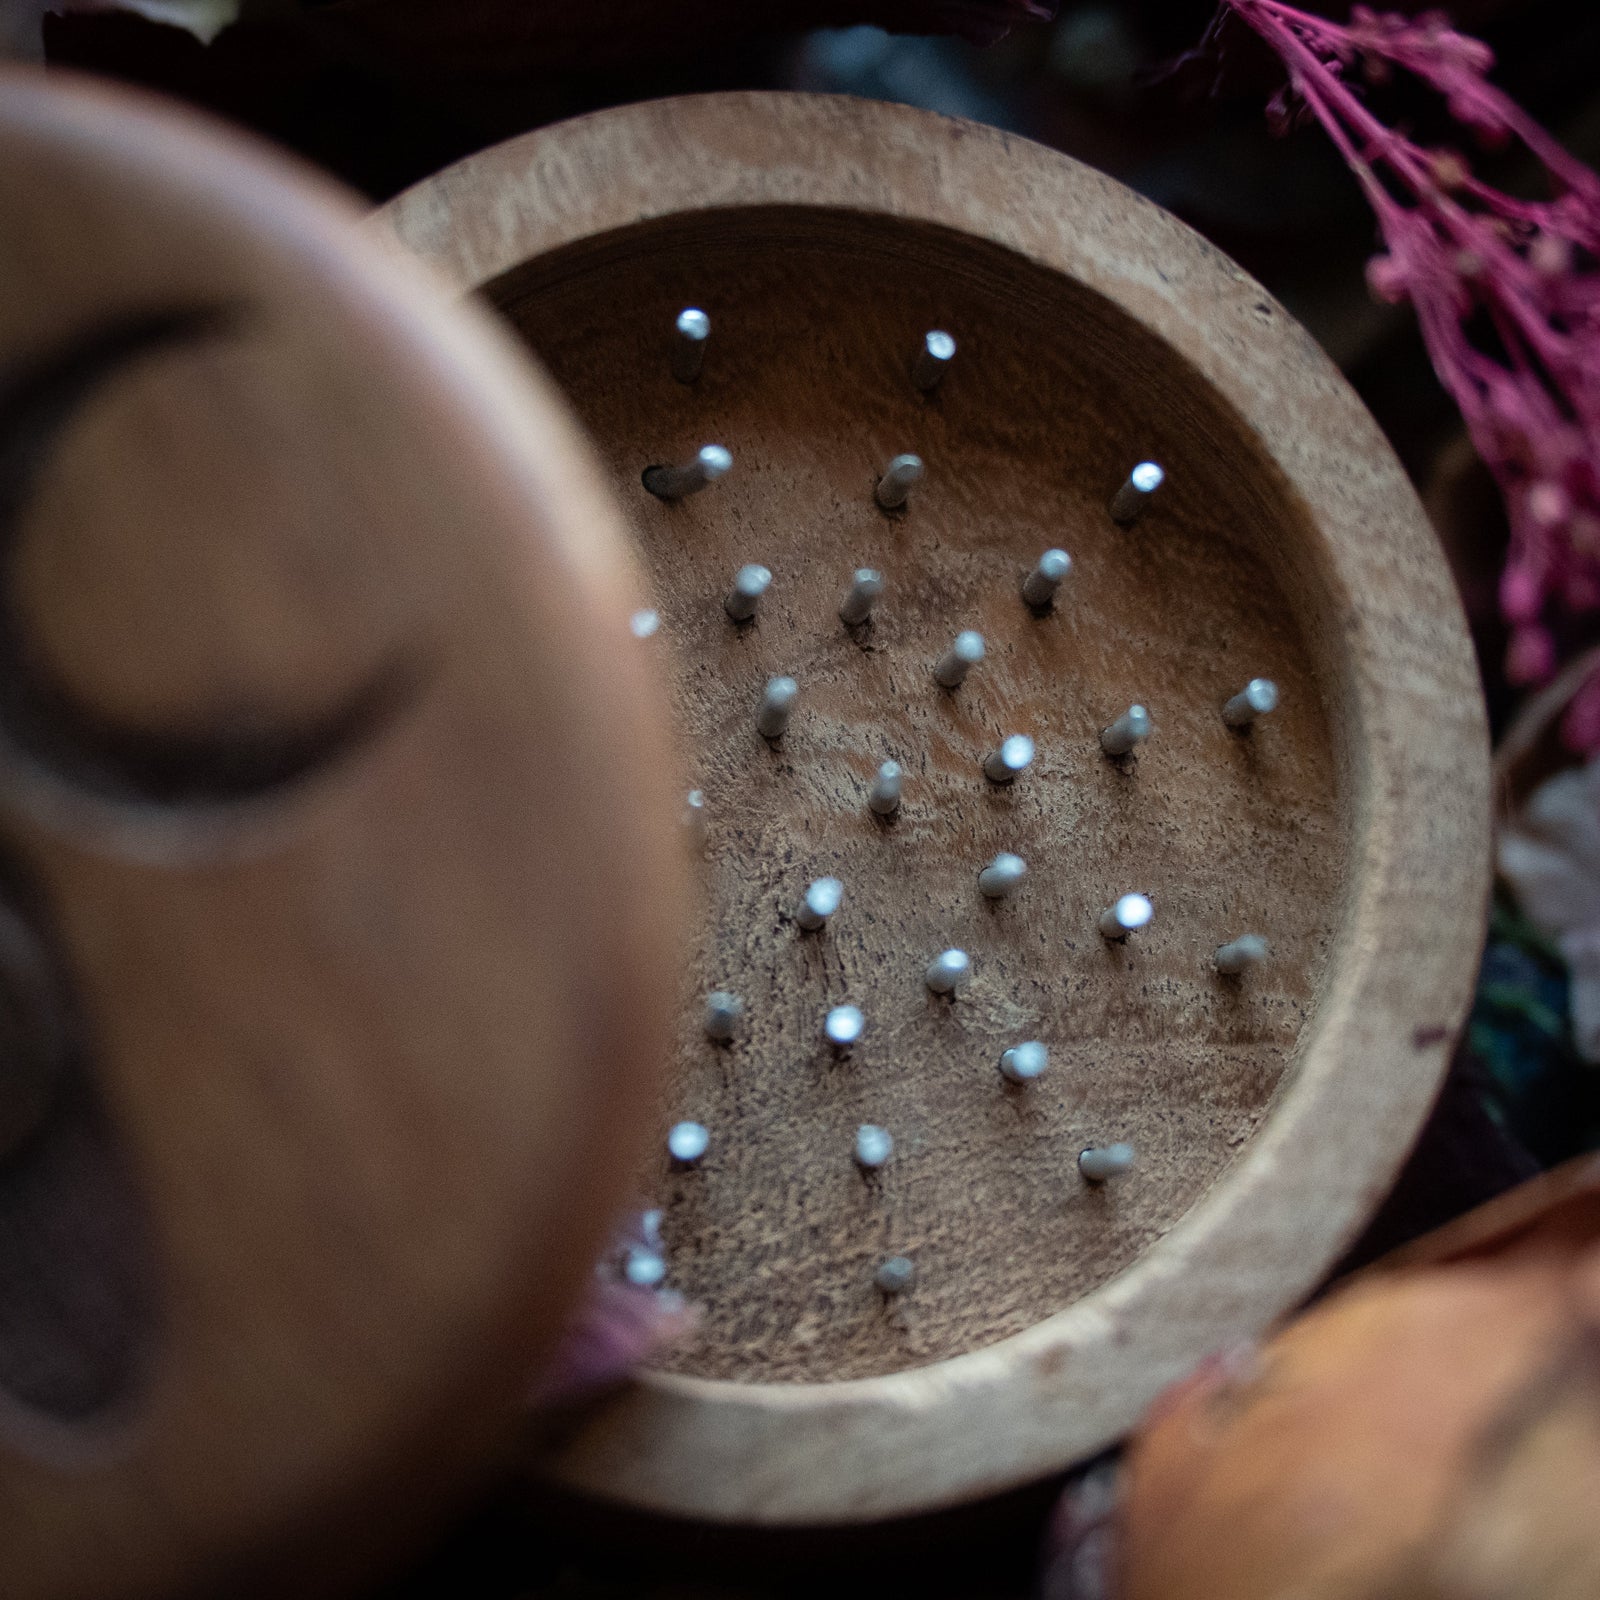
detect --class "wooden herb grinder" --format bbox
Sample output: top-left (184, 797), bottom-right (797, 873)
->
top-left (376, 92), bottom-right (1491, 1528)
top-left (0, 68), bottom-right (684, 1599)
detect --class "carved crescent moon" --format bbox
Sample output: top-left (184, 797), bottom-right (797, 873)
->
top-left (0, 308), bottom-right (421, 857)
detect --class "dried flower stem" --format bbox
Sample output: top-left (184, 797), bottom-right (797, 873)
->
top-left (1204, 2), bottom-right (1600, 751)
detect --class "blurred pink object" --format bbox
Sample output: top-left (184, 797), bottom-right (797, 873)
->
top-left (527, 1209), bottom-right (697, 1409)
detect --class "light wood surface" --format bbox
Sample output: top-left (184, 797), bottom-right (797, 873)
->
top-left (0, 67), bottom-right (684, 1598)
top-left (376, 91), bottom-right (1490, 1527)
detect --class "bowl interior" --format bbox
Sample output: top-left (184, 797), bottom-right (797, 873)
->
top-left (489, 207), bottom-right (1348, 1384)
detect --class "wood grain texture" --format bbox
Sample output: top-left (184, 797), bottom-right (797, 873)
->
top-left (0, 67), bottom-right (684, 1599)
top-left (499, 215), bottom-right (1341, 1385)
top-left (374, 92), bottom-right (1490, 1524)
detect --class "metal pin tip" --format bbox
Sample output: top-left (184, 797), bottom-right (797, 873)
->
top-left (983, 734), bottom-right (1035, 783)
top-left (1223, 677), bottom-right (1280, 727)
top-left (667, 1121), bottom-right (710, 1165)
top-left (1099, 893), bottom-right (1154, 939)
top-left (978, 852), bottom-right (1028, 899)
top-left (875, 452), bottom-right (925, 510)
top-left (796, 876), bottom-right (844, 931)
top-left (1100, 703), bottom-right (1153, 757)
top-left (723, 562), bottom-right (772, 622)
top-left (1110, 460), bottom-right (1165, 523)
top-left (671, 309), bottom-right (711, 381)
top-left (1000, 1041), bottom-right (1050, 1083)
top-left (1216, 933), bottom-right (1270, 975)
top-left (875, 1255), bottom-right (916, 1292)
top-left (683, 789), bottom-right (707, 849)
top-left (868, 760), bottom-right (903, 817)
top-left (623, 1246), bottom-right (668, 1287)
top-left (757, 675), bottom-right (799, 740)
top-left (1022, 548), bottom-right (1073, 607)
top-left (840, 568), bottom-right (885, 627)
top-left (855, 1124), bottom-right (893, 1168)
top-left (913, 329), bottom-right (956, 391)
top-left (825, 1004), bottom-right (865, 1048)
top-left (925, 948), bottom-right (972, 995)
top-left (1079, 1143), bottom-right (1136, 1182)
top-left (645, 444), bottom-right (732, 499)
top-left (934, 629), bottom-right (986, 689)
top-left (704, 990), bottom-right (744, 1041)
top-left (630, 608), bottom-right (660, 639)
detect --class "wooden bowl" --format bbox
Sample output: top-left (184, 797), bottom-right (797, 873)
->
top-left (0, 68), bottom-right (683, 1597)
top-left (375, 92), bottom-right (1490, 1525)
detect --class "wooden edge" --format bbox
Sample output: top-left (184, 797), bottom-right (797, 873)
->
top-left (374, 92), bottom-right (1490, 1523)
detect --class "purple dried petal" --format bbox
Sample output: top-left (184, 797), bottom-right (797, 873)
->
top-left (527, 1275), bottom-right (696, 1409)
top-left (1507, 625), bottom-right (1558, 686)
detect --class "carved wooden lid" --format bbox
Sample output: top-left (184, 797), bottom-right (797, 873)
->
top-left (0, 67), bottom-right (683, 1596)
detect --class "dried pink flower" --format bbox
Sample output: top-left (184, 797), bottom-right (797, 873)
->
top-left (1199, 1), bottom-right (1600, 753)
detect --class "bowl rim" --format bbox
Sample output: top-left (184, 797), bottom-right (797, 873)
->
top-left (374, 90), bottom-right (1490, 1525)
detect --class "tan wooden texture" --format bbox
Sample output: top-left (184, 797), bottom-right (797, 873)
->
top-left (377, 90), bottom-right (1490, 1525)
top-left (501, 213), bottom-right (1344, 1387)
top-left (0, 68), bottom-right (684, 1598)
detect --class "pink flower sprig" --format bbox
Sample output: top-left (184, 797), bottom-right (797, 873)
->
top-left (1200, 2), bottom-right (1600, 752)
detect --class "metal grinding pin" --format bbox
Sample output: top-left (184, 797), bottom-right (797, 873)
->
top-left (912, 330), bottom-right (955, 392)
top-left (1215, 934), bottom-right (1270, 975)
top-left (868, 761), bottom-right (903, 817)
top-left (795, 877), bottom-right (844, 931)
top-left (983, 735), bottom-right (1034, 784)
top-left (1021, 548), bottom-right (1072, 609)
top-left (671, 307), bottom-right (710, 383)
top-left (978, 852), bottom-right (1027, 899)
top-left (1100, 705), bottom-right (1152, 757)
top-left (839, 568), bottom-right (884, 627)
top-left (875, 1255), bottom-right (916, 1292)
top-left (875, 453), bottom-right (924, 510)
top-left (757, 676), bottom-right (798, 740)
top-left (723, 563), bottom-right (771, 622)
top-left (1079, 1143), bottom-right (1135, 1182)
top-left (704, 991), bottom-right (743, 1042)
top-left (934, 630), bottom-right (985, 690)
top-left (1109, 461), bottom-right (1164, 523)
top-left (999, 1041), bottom-right (1049, 1083)
top-left (667, 1121), bottom-right (710, 1166)
top-left (643, 443), bottom-right (732, 500)
top-left (924, 948), bottom-right (971, 995)
top-left (1223, 678), bottom-right (1280, 729)
top-left (682, 789), bottom-right (707, 850)
top-left (855, 1124), bottom-right (893, 1168)
top-left (825, 1004), bottom-right (864, 1050)
top-left (1099, 893), bottom-right (1153, 940)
